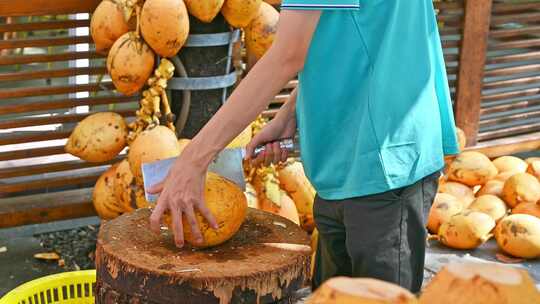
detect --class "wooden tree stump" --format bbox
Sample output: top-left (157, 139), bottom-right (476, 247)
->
top-left (95, 208), bottom-right (311, 304)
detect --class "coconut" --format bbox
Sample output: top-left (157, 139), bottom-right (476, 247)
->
top-left (65, 112), bottom-right (127, 162)
top-left (495, 214), bottom-right (540, 259)
top-left (512, 202), bottom-right (540, 219)
top-left (438, 210), bottom-right (495, 250)
top-left (107, 32), bottom-right (155, 96)
top-left (277, 161), bottom-right (316, 232)
top-left (221, 0), bottom-right (262, 28)
top-left (447, 151), bottom-right (498, 186)
top-left (501, 173), bottom-right (540, 208)
top-left (140, 0), bottom-right (189, 57)
top-left (244, 2), bottom-right (279, 59)
top-left (245, 182), bottom-right (259, 209)
top-left (184, 0), bottom-right (224, 23)
top-left (476, 180), bottom-right (504, 198)
top-left (264, 0), bottom-right (281, 4)
top-left (469, 195), bottom-right (508, 222)
top-left (492, 156), bottom-right (528, 174)
top-left (164, 172), bottom-right (248, 248)
top-left (427, 193), bottom-right (464, 234)
top-left (252, 166), bottom-right (301, 225)
top-left (308, 277), bottom-right (418, 304)
top-left (113, 159), bottom-right (136, 212)
top-left (128, 126), bottom-right (180, 185)
top-left (419, 262), bottom-right (540, 304)
top-left (93, 164), bottom-right (124, 220)
top-left (526, 161), bottom-right (540, 180)
top-left (456, 127), bottom-right (466, 152)
top-left (438, 181), bottom-right (475, 207)
top-left (90, 0), bottom-right (130, 54)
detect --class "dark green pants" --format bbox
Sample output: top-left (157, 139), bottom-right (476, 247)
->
top-left (312, 171), bottom-right (440, 293)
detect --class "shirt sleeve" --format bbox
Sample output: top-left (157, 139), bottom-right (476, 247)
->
top-left (281, 0), bottom-right (360, 10)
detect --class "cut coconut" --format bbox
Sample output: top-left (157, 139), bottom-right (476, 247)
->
top-left (438, 210), bottom-right (495, 249)
top-left (495, 214), bottom-right (540, 259)
top-left (476, 180), bottom-right (504, 198)
top-left (419, 261), bottom-right (540, 304)
top-left (501, 173), bottom-right (540, 208)
top-left (427, 193), bottom-right (464, 234)
top-left (438, 181), bottom-right (475, 207)
top-left (469, 195), bottom-right (508, 222)
top-left (308, 277), bottom-right (418, 304)
top-left (492, 156), bottom-right (528, 174)
top-left (447, 152), bottom-right (498, 186)
top-left (526, 161), bottom-right (540, 180)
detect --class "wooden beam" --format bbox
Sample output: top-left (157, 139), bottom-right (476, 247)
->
top-left (0, 188), bottom-right (96, 228)
top-left (0, 0), bottom-right (101, 17)
top-left (467, 132), bottom-right (540, 159)
top-left (454, 0), bottom-right (493, 146)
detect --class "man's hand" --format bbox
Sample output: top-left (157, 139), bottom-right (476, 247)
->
top-left (147, 150), bottom-right (218, 248)
top-left (246, 90), bottom-right (298, 167)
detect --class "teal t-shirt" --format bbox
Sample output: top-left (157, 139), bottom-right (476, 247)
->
top-left (281, 0), bottom-right (460, 200)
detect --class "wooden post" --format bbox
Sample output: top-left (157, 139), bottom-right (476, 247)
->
top-left (454, 0), bottom-right (493, 146)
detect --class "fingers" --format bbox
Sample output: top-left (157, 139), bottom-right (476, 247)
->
top-left (196, 200), bottom-right (218, 230)
top-left (149, 199), bottom-right (167, 234)
top-left (184, 205), bottom-right (204, 245)
top-left (271, 141), bottom-right (281, 164)
top-left (170, 205), bottom-right (185, 248)
top-left (147, 181), bottom-right (164, 194)
top-left (264, 143), bottom-right (274, 166)
top-left (280, 147), bottom-right (288, 163)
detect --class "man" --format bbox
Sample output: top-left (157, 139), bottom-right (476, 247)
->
top-left (148, 0), bottom-right (459, 293)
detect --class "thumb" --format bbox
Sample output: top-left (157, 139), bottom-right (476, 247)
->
top-left (147, 181), bottom-right (164, 194)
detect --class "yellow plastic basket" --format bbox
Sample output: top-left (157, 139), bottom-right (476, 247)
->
top-left (0, 270), bottom-right (96, 304)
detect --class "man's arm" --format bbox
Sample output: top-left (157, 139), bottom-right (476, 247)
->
top-left (149, 10), bottom-right (321, 247)
top-left (185, 11), bottom-right (319, 168)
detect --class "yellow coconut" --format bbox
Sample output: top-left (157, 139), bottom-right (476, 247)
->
top-left (65, 112), bottom-right (127, 162)
top-left (264, 0), bottom-right (281, 4)
top-left (245, 182), bottom-right (259, 209)
top-left (495, 214), bottom-right (540, 259)
top-left (427, 193), bottom-right (464, 234)
top-left (140, 0), bottom-right (190, 57)
top-left (501, 173), bottom-right (540, 208)
top-left (93, 164), bottom-right (124, 220)
top-left (113, 159), bottom-right (136, 212)
top-left (438, 181), bottom-right (475, 208)
top-left (90, 0), bottom-right (130, 54)
top-left (178, 138), bottom-right (191, 154)
top-left (107, 32), bottom-right (155, 96)
top-left (252, 166), bottom-right (301, 225)
top-left (447, 151), bottom-right (498, 186)
top-left (526, 161), bottom-right (540, 180)
top-left (438, 210), bottom-right (495, 250)
top-left (512, 202), bottom-right (540, 219)
top-left (277, 161), bottom-right (316, 231)
top-left (128, 126), bottom-right (180, 185)
top-left (307, 277), bottom-right (418, 304)
top-left (456, 127), bottom-right (467, 152)
top-left (226, 124), bottom-right (253, 149)
top-left (164, 172), bottom-right (248, 248)
top-left (419, 262), bottom-right (540, 304)
top-left (469, 195), bottom-right (508, 222)
top-left (244, 2), bottom-right (279, 59)
top-left (476, 180), bottom-right (504, 198)
top-left (221, 0), bottom-right (262, 28)
top-left (492, 156), bottom-right (527, 175)
top-left (184, 0), bottom-right (224, 23)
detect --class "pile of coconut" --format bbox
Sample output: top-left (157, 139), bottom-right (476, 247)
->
top-left (428, 128), bottom-right (540, 260)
